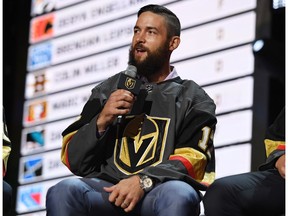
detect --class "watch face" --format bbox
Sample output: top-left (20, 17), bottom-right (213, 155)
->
top-left (143, 177), bottom-right (153, 187)
top-left (140, 176), bottom-right (153, 192)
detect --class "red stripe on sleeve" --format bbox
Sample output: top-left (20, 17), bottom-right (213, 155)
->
top-left (65, 150), bottom-right (71, 170)
top-left (277, 144), bottom-right (285, 151)
top-left (170, 155), bottom-right (196, 178)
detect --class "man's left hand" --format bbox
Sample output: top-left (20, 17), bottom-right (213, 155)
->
top-left (103, 175), bottom-right (145, 212)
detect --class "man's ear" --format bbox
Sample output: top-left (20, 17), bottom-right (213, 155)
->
top-left (169, 36), bottom-right (180, 51)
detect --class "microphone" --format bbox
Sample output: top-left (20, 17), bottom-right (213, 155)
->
top-left (116, 65), bottom-right (141, 124)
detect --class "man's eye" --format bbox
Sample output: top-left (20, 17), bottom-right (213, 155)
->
top-left (134, 29), bottom-right (140, 34)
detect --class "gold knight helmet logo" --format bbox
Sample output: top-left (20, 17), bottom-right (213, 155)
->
top-left (114, 114), bottom-right (170, 175)
top-left (125, 77), bottom-right (136, 89)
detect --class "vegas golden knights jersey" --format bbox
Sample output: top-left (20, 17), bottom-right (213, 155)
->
top-left (61, 72), bottom-right (217, 191)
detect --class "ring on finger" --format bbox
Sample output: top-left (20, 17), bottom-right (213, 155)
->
top-left (122, 202), bottom-right (129, 208)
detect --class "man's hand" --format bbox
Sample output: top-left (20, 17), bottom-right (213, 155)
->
top-left (275, 154), bottom-right (285, 178)
top-left (97, 89), bottom-right (135, 131)
top-left (103, 175), bottom-right (144, 212)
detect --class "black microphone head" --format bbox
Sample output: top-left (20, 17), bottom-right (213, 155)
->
top-left (118, 64), bottom-right (141, 95)
top-left (125, 65), bottom-right (137, 78)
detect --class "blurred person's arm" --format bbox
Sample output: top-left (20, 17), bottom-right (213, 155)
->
top-left (3, 107), bottom-right (11, 177)
top-left (259, 107), bottom-right (285, 178)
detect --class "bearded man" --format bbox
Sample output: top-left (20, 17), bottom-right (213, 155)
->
top-left (46, 4), bottom-right (217, 216)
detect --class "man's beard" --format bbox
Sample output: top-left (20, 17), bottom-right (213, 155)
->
top-left (128, 41), bottom-right (170, 78)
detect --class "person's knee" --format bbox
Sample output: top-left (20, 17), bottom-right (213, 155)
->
top-left (204, 182), bottom-right (219, 202)
top-left (160, 181), bottom-right (200, 206)
top-left (47, 178), bottom-right (83, 201)
top-left (146, 181), bottom-right (200, 215)
top-left (3, 181), bottom-right (12, 199)
top-left (3, 181), bottom-right (12, 214)
top-left (203, 177), bottom-right (237, 211)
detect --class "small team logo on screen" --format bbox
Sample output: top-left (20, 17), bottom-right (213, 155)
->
top-left (18, 185), bottom-right (43, 212)
top-left (22, 129), bottom-right (45, 155)
top-left (30, 13), bottom-right (55, 43)
top-left (22, 157), bottom-right (43, 181)
top-left (27, 42), bottom-right (52, 71)
top-left (25, 71), bottom-right (48, 99)
top-left (25, 100), bottom-right (48, 124)
top-left (31, 0), bottom-right (55, 16)
top-left (33, 72), bottom-right (47, 94)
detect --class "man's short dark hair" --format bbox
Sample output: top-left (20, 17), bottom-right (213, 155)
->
top-left (138, 4), bottom-right (181, 38)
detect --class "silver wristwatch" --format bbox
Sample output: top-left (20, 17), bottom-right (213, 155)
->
top-left (139, 175), bottom-right (154, 192)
